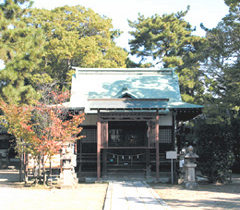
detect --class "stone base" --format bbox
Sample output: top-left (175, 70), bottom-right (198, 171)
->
top-left (60, 184), bottom-right (75, 190)
top-left (178, 178), bottom-right (184, 185)
top-left (183, 182), bottom-right (199, 190)
top-left (58, 170), bottom-right (78, 189)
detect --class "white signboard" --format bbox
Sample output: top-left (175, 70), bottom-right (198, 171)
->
top-left (166, 151), bottom-right (177, 184)
top-left (166, 151), bottom-right (177, 159)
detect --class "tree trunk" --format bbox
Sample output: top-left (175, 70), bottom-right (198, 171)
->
top-left (42, 156), bottom-right (46, 186)
top-left (19, 154), bottom-right (22, 182)
top-left (50, 156), bottom-right (52, 177)
top-left (36, 155), bottom-right (41, 186)
top-left (24, 153), bottom-right (28, 184)
top-left (18, 143), bottom-right (23, 182)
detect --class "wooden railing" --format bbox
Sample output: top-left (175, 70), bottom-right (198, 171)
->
top-left (77, 152), bottom-right (173, 165)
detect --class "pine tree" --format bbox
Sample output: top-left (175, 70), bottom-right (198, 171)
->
top-left (128, 7), bottom-right (207, 103)
top-left (0, 0), bottom-right (45, 104)
top-left (201, 0), bottom-right (240, 115)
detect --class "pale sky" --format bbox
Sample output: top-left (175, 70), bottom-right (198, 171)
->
top-left (32, 0), bottom-right (229, 50)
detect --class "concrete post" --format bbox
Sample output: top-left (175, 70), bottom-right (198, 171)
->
top-left (183, 146), bottom-right (199, 189)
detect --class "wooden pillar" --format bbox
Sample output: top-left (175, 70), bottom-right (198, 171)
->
top-left (155, 114), bottom-right (160, 181)
top-left (147, 121), bottom-right (155, 147)
top-left (172, 111), bottom-right (177, 176)
top-left (101, 121), bottom-right (108, 176)
top-left (147, 122), bottom-right (151, 147)
top-left (172, 111), bottom-right (177, 150)
top-left (146, 149), bottom-right (150, 176)
top-left (146, 121), bottom-right (152, 177)
top-left (101, 122), bottom-right (108, 147)
top-left (97, 112), bottom-right (102, 181)
top-left (102, 150), bottom-right (107, 175)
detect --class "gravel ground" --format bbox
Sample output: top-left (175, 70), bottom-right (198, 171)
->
top-left (1, 169), bottom-right (240, 210)
top-left (151, 175), bottom-right (240, 210)
top-left (0, 169), bottom-right (108, 210)
top-left (0, 184), bottom-right (108, 210)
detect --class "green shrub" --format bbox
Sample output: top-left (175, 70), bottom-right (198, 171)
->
top-left (231, 117), bottom-right (240, 173)
top-left (195, 122), bottom-right (235, 183)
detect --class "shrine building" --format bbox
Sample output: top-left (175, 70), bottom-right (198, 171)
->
top-left (68, 67), bottom-right (203, 181)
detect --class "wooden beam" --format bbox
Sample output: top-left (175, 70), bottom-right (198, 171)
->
top-left (99, 112), bottom-right (157, 121)
top-left (102, 147), bottom-right (155, 150)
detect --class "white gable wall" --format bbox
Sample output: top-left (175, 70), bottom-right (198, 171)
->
top-left (82, 114), bottom-right (97, 126)
top-left (159, 114), bottom-right (172, 126)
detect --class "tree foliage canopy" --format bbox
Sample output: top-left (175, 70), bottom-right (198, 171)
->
top-left (0, 0), bottom-right (45, 104)
top-left (128, 7), bottom-right (206, 103)
top-left (201, 0), bottom-right (240, 120)
top-left (0, 3), bottom-right (127, 104)
top-left (184, 0), bottom-right (240, 181)
top-left (23, 5), bottom-right (127, 86)
top-left (0, 91), bottom-right (84, 183)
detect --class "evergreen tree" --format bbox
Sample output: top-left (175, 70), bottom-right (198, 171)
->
top-left (0, 0), bottom-right (45, 104)
top-left (128, 7), bottom-right (207, 103)
top-left (23, 6), bottom-right (127, 88)
top-left (1, 3), bottom-right (127, 104)
top-left (201, 0), bottom-right (240, 119)
top-left (191, 0), bottom-right (240, 179)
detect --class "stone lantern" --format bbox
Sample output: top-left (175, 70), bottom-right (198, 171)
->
top-left (183, 146), bottom-right (199, 189)
top-left (58, 147), bottom-right (78, 189)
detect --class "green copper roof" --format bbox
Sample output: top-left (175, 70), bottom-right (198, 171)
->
top-left (168, 102), bottom-right (204, 109)
top-left (115, 85), bottom-right (138, 99)
top-left (68, 68), bottom-right (203, 113)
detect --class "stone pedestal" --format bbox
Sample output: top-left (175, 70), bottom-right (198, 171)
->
top-left (58, 170), bottom-right (78, 189)
top-left (58, 148), bottom-right (78, 189)
top-left (183, 146), bottom-right (199, 189)
top-left (178, 155), bottom-right (185, 184)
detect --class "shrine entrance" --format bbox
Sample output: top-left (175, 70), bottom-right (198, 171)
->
top-left (108, 121), bottom-right (147, 147)
top-left (96, 111), bottom-right (160, 181)
top-left (102, 121), bottom-right (149, 174)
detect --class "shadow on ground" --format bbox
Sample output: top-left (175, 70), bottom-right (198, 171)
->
top-left (151, 174), bottom-right (240, 210)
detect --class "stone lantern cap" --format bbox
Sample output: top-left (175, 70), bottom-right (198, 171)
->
top-left (184, 146), bottom-right (199, 159)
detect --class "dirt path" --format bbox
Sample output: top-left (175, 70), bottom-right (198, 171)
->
top-left (152, 175), bottom-right (240, 210)
top-left (0, 184), bottom-right (108, 210)
top-left (1, 169), bottom-right (240, 210)
top-left (0, 169), bottom-right (108, 210)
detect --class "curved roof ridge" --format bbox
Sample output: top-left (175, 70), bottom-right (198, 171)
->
top-left (71, 67), bottom-right (177, 76)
